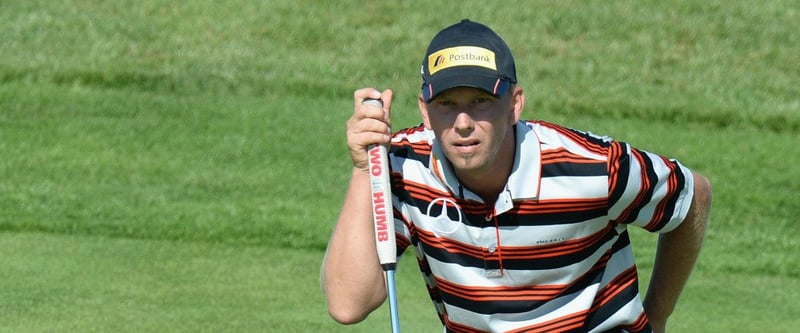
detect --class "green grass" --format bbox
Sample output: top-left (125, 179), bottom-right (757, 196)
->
top-left (0, 232), bottom-right (443, 333)
top-left (1, 0), bottom-right (798, 332)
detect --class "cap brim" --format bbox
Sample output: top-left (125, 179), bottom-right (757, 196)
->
top-left (422, 68), bottom-right (510, 102)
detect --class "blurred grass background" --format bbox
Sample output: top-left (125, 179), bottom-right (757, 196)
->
top-left (1, 0), bottom-right (798, 332)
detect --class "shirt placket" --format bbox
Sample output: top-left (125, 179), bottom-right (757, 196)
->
top-left (482, 209), bottom-right (504, 278)
top-left (482, 189), bottom-right (514, 278)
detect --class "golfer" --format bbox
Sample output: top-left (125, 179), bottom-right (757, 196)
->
top-left (322, 19), bottom-right (712, 333)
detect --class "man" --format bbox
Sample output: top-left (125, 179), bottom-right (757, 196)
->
top-left (322, 19), bottom-right (712, 333)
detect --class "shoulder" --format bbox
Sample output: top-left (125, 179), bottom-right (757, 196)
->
top-left (523, 120), bottom-right (611, 144)
top-left (522, 120), bottom-right (617, 159)
top-left (392, 124), bottom-right (430, 143)
top-left (389, 124), bottom-right (432, 162)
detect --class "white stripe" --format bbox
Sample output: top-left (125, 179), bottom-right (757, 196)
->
top-left (539, 176), bottom-right (607, 199)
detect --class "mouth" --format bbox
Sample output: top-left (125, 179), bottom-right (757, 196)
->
top-left (452, 140), bottom-right (480, 154)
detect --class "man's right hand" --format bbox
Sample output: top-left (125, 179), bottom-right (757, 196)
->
top-left (347, 88), bottom-right (394, 172)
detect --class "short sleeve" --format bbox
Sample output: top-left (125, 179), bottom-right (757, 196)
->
top-left (608, 141), bottom-right (695, 233)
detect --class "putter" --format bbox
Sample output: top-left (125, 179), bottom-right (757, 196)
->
top-left (363, 98), bottom-right (400, 333)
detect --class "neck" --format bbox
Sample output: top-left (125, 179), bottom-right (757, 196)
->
top-left (454, 129), bottom-right (516, 205)
top-left (456, 171), bottom-right (508, 205)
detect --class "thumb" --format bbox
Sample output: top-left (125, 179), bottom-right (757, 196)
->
top-left (379, 89), bottom-right (394, 124)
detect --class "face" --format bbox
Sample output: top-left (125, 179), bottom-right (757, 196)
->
top-left (419, 86), bottom-right (524, 178)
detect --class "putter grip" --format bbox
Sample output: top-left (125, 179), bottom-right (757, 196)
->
top-left (363, 98), bottom-right (397, 270)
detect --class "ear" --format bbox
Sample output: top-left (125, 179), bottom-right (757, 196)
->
top-left (418, 94), bottom-right (432, 129)
top-left (510, 86), bottom-right (525, 124)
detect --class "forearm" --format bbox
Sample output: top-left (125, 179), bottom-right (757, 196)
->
top-left (644, 173), bottom-right (712, 331)
top-left (321, 168), bottom-right (387, 324)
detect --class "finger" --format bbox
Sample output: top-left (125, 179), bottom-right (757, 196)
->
top-left (378, 89), bottom-right (394, 124)
top-left (354, 88), bottom-right (383, 107)
top-left (354, 95), bottom-right (391, 137)
top-left (348, 130), bottom-right (391, 150)
top-left (348, 116), bottom-right (391, 143)
top-left (355, 88), bottom-right (393, 125)
top-left (358, 100), bottom-right (389, 127)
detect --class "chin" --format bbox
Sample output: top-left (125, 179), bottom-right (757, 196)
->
top-left (453, 155), bottom-right (488, 171)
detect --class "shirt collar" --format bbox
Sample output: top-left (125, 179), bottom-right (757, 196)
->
top-left (429, 121), bottom-right (542, 202)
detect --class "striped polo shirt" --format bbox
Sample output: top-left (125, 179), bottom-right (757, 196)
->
top-left (388, 120), bottom-right (694, 333)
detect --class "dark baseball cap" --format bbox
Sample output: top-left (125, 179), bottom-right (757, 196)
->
top-left (421, 19), bottom-right (517, 103)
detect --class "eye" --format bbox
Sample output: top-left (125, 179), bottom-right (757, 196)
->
top-left (435, 99), bottom-right (456, 108)
top-left (473, 96), bottom-right (492, 104)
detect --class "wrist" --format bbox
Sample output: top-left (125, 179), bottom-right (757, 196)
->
top-left (643, 297), bottom-right (670, 333)
top-left (352, 166), bottom-right (370, 177)
top-left (648, 320), bottom-right (666, 333)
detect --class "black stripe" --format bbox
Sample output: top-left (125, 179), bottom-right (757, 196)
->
top-left (608, 142), bottom-right (630, 209)
top-left (542, 161), bottom-right (607, 177)
top-left (504, 207), bottom-right (608, 226)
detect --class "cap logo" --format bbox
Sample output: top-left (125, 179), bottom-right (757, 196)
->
top-left (427, 46), bottom-right (496, 75)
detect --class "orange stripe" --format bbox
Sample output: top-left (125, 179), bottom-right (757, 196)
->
top-left (621, 311), bottom-right (650, 331)
top-left (543, 156), bottom-right (602, 164)
top-left (591, 266), bottom-right (637, 309)
top-left (513, 197), bottom-right (607, 215)
top-left (402, 178), bottom-right (450, 201)
top-left (542, 147), bottom-right (603, 164)
top-left (507, 309), bottom-right (590, 333)
top-left (435, 277), bottom-right (565, 302)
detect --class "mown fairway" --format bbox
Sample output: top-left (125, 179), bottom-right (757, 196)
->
top-left (1, 1), bottom-right (798, 332)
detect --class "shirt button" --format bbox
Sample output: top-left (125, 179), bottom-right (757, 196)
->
top-left (488, 245), bottom-right (497, 253)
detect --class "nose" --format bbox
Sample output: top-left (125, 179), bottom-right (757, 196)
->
top-left (453, 110), bottom-right (474, 136)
